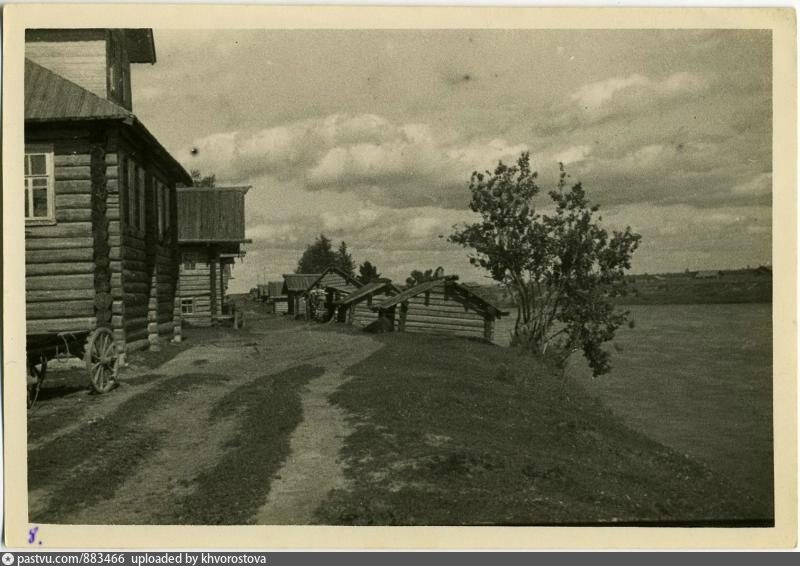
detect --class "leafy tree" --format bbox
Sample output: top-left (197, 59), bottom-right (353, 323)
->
top-left (337, 241), bottom-right (355, 276)
top-left (358, 261), bottom-right (382, 284)
top-left (405, 266), bottom-right (444, 288)
top-left (296, 234), bottom-right (337, 273)
top-left (450, 152), bottom-right (641, 376)
top-left (190, 169), bottom-right (216, 187)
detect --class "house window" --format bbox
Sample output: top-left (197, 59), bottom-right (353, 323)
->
top-left (183, 252), bottom-right (196, 271)
top-left (156, 180), bottom-right (165, 239)
top-left (24, 148), bottom-right (55, 223)
top-left (156, 180), bottom-right (170, 240)
top-left (181, 298), bottom-right (194, 315)
top-left (126, 159), bottom-right (148, 235)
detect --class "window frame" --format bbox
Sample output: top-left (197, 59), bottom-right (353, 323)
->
top-left (180, 298), bottom-right (194, 315)
top-left (24, 145), bottom-right (56, 225)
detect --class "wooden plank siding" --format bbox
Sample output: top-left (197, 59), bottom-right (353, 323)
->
top-left (25, 36), bottom-right (108, 100)
top-left (177, 188), bottom-right (248, 242)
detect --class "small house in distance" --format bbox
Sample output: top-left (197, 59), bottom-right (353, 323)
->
top-left (267, 281), bottom-right (288, 315)
top-left (282, 273), bottom-right (320, 316)
top-left (177, 186), bottom-right (250, 326)
top-left (24, 28), bottom-right (193, 355)
top-left (373, 276), bottom-right (508, 341)
top-left (336, 278), bottom-right (401, 327)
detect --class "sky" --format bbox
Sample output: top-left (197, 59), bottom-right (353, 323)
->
top-left (131, 29), bottom-right (772, 292)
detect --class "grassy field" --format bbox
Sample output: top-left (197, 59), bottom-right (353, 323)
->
top-left (315, 332), bottom-right (765, 526)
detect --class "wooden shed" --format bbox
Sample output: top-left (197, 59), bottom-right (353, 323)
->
top-left (24, 29), bottom-right (192, 356)
top-left (267, 280), bottom-right (289, 315)
top-left (335, 278), bottom-right (401, 328)
top-left (303, 267), bottom-right (362, 321)
top-left (176, 186), bottom-right (250, 326)
top-left (373, 276), bottom-right (508, 341)
top-left (282, 274), bottom-right (320, 316)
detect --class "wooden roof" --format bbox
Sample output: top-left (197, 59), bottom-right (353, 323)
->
top-left (25, 58), bottom-right (132, 121)
top-left (336, 279), bottom-right (400, 306)
top-left (267, 281), bottom-right (286, 297)
top-left (24, 59), bottom-right (192, 185)
top-left (282, 274), bottom-right (321, 293)
top-left (375, 277), bottom-right (509, 317)
top-left (306, 267), bottom-right (363, 293)
top-left (176, 186), bottom-right (250, 243)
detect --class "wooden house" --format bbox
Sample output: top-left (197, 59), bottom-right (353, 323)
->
top-left (282, 274), bottom-right (320, 316)
top-left (267, 281), bottom-right (289, 314)
top-left (176, 186), bottom-right (250, 326)
top-left (335, 278), bottom-right (401, 327)
top-left (24, 28), bottom-right (193, 355)
top-left (303, 267), bottom-right (362, 321)
top-left (372, 276), bottom-right (508, 341)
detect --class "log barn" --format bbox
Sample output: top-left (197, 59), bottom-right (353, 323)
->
top-left (336, 278), bottom-right (401, 328)
top-left (24, 28), bottom-right (192, 356)
top-left (176, 186), bottom-right (250, 326)
top-left (282, 274), bottom-right (320, 316)
top-left (373, 276), bottom-right (508, 341)
top-left (267, 281), bottom-right (289, 315)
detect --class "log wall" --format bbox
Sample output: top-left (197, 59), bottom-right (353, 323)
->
top-left (399, 281), bottom-right (491, 340)
top-left (178, 245), bottom-right (213, 326)
top-left (26, 139), bottom-right (99, 335)
top-left (351, 292), bottom-right (395, 328)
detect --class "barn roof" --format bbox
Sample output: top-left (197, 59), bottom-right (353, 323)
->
top-left (267, 281), bottom-right (286, 297)
top-left (176, 186), bottom-right (251, 243)
top-left (336, 279), bottom-right (400, 306)
top-left (282, 274), bottom-right (320, 293)
top-left (376, 277), bottom-right (509, 317)
top-left (305, 266), bottom-right (362, 293)
top-left (24, 58), bottom-right (192, 185)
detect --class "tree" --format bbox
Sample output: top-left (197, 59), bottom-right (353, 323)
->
top-left (296, 234), bottom-right (337, 273)
top-left (450, 152), bottom-right (641, 376)
top-left (405, 266), bottom-right (444, 288)
top-left (358, 261), bottom-right (381, 284)
top-left (190, 169), bottom-right (216, 187)
top-left (337, 241), bottom-right (355, 276)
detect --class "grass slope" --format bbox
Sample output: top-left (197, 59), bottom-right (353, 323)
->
top-left (316, 333), bottom-right (764, 526)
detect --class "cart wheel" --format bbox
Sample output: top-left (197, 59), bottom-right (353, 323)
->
top-left (27, 356), bottom-right (47, 409)
top-left (85, 328), bottom-right (118, 393)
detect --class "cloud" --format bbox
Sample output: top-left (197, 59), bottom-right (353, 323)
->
top-left (182, 113), bottom-right (527, 208)
top-left (731, 173), bottom-right (772, 196)
top-left (551, 72), bottom-right (714, 130)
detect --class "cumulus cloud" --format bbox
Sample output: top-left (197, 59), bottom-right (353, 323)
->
top-left (182, 113), bottom-right (527, 208)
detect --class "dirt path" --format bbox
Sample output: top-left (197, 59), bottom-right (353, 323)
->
top-left (27, 319), bottom-right (382, 525)
top-left (256, 338), bottom-right (382, 524)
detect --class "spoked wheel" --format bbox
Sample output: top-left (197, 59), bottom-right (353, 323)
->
top-left (85, 327), bottom-right (119, 393)
top-left (27, 356), bottom-right (47, 409)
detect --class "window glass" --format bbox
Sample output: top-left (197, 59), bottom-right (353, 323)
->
top-left (138, 168), bottom-right (146, 233)
top-left (181, 298), bottom-right (194, 314)
top-left (127, 160), bottom-right (138, 230)
top-left (183, 252), bottom-right (196, 271)
top-left (24, 150), bottom-right (53, 221)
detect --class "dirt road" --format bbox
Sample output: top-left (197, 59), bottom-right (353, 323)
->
top-left (27, 316), bottom-right (382, 525)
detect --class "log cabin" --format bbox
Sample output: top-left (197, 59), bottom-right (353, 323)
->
top-left (335, 278), bottom-right (401, 328)
top-left (282, 274), bottom-right (320, 316)
top-left (267, 281), bottom-right (289, 315)
top-left (303, 267), bottom-right (362, 321)
top-left (176, 186), bottom-right (251, 326)
top-left (372, 276), bottom-right (508, 341)
top-left (24, 28), bottom-right (193, 356)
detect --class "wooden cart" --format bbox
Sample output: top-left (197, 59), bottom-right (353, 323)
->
top-left (26, 327), bottom-right (119, 408)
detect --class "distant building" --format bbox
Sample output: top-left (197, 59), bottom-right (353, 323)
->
top-left (302, 267), bottom-right (362, 320)
top-left (282, 273), bottom-right (320, 316)
top-left (267, 280), bottom-right (289, 314)
top-left (177, 186), bottom-right (250, 326)
top-left (371, 276), bottom-right (508, 341)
